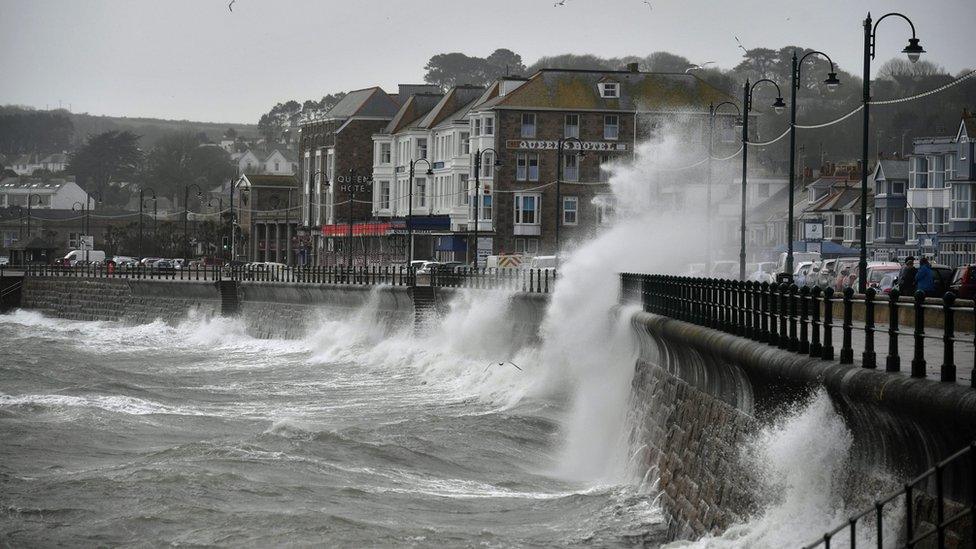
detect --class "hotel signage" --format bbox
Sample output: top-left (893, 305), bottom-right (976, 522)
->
top-left (506, 140), bottom-right (627, 151)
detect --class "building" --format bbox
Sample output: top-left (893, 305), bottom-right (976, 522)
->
top-left (235, 173), bottom-right (301, 264)
top-left (299, 84), bottom-right (440, 265)
top-left (462, 65), bottom-right (735, 262)
top-left (798, 162), bottom-right (870, 249)
top-left (869, 158), bottom-right (912, 259)
top-left (9, 153), bottom-right (68, 175)
top-left (0, 176), bottom-right (91, 210)
top-left (234, 147), bottom-right (298, 176)
top-left (370, 85), bottom-right (485, 263)
top-left (934, 110), bottom-right (976, 266)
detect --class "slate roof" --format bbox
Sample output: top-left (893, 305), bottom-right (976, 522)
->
top-left (875, 159), bottom-right (909, 181)
top-left (424, 86), bottom-right (486, 129)
top-left (0, 177), bottom-right (70, 190)
top-left (803, 182), bottom-right (865, 213)
top-left (474, 69), bottom-right (734, 112)
top-left (383, 93), bottom-right (444, 134)
top-left (324, 87), bottom-right (400, 119)
top-left (240, 174), bottom-right (299, 188)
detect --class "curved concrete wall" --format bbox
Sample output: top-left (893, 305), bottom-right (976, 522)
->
top-left (630, 310), bottom-right (976, 542)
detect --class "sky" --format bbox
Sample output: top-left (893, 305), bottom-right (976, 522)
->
top-left (1, 0), bottom-right (973, 124)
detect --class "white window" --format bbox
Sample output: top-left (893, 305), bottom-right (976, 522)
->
top-left (599, 82), bottom-right (619, 98)
top-left (912, 157), bottom-right (928, 189)
top-left (953, 183), bottom-right (972, 219)
top-left (484, 117), bottom-right (494, 136)
top-left (516, 153), bottom-right (540, 181)
top-left (596, 195), bottom-right (615, 225)
top-left (380, 180), bottom-right (390, 210)
top-left (599, 154), bottom-right (611, 183)
top-left (417, 138), bottom-right (428, 160)
top-left (460, 132), bottom-right (470, 155)
top-left (326, 150), bottom-right (335, 182)
top-left (946, 154), bottom-right (956, 181)
top-left (416, 177), bottom-right (427, 208)
top-left (564, 154), bottom-right (579, 182)
top-left (528, 154), bottom-right (539, 181)
top-left (875, 209), bottom-right (886, 239)
top-left (890, 208), bottom-right (905, 238)
top-left (514, 193), bottom-right (540, 225)
top-left (833, 214), bottom-right (845, 239)
top-left (473, 118), bottom-right (481, 137)
top-left (604, 115), bottom-right (619, 140)
top-left (563, 196), bottom-right (578, 225)
top-left (481, 152), bottom-right (494, 178)
top-left (908, 208), bottom-right (926, 241)
top-left (875, 179), bottom-right (887, 196)
top-left (459, 174), bottom-right (469, 205)
top-left (68, 232), bottom-right (80, 248)
top-left (380, 143), bottom-right (391, 164)
top-left (931, 155), bottom-right (945, 188)
top-left (481, 194), bottom-right (492, 221)
top-left (565, 114), bottom-right (580, 139)
top-left (521, 113), bottom-right (536, 138)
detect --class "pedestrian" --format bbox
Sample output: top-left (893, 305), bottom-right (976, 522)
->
top-left (898, 256), bottom-right (917, 296)
top-left (915, 257), bottom-right (935, 296)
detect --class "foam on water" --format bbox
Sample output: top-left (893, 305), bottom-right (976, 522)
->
top-left (0, 392), bottom-right (204, 416)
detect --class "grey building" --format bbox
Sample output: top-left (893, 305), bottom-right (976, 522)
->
top-left (936, 110), bottom-right (976, 266)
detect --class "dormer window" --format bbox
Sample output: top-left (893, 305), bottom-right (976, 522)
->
top-left (599, 82), bottom-right (619, 98)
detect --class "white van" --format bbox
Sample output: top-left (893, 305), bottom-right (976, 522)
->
top-left (776, 251), bottom-right (821, 275)
top-left (63, 250), bottom-right (105, 265)
top-left (529, 255), bottom-right (557, 270)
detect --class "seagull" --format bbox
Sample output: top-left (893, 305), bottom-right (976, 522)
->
top-left (685, 61), bottom-right (716, 73)
top-left (642, 0), bottom-right (652, 8)
top-left (733, 35), bottom-right (748, 54)
top-left (228, 0), bottom-right (235, 12)
top-left (485, 361), bottom-right (523, 373)
top-left (553, 0), bottom-right (566, 6)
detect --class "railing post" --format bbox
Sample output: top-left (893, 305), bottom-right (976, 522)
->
top-left (798, 285), bottom-right (810, 354)
top-left (912, 290), bottom-right (926, 378)
top-left (941, 292), bottom-right (956, 383)
top-left (840, 287), bottom-right (854, 364)
top-left (768, 281), bottom-right (779, 346)
top-left (809, 286), bottom-right (822, 357)
top-left (863, 287), bottom-right (877, 369)
top-left (787, 284), bottom-right (799, 351)
top-left (737, 280), bottom-right (747, 336)
top-left (779, 282), bottom-right (790, 350)
top-left (759, 281), bottom-right (770, 342)
top-left (886, 288), bottom-right (901, 372)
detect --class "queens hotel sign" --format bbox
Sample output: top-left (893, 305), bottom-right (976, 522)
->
top-left (505, 140), bottom-right (627, 151)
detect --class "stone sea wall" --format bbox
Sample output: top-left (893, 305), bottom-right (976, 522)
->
top-left (630, 309), bottom-right (976, 543)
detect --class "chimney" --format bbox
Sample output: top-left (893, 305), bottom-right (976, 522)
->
top-left (803, 166), bottom-right (813, 181)
top-left (626, 62), bottom-right (639, 73)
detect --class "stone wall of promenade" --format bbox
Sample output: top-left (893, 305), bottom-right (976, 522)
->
top-left (629, 310), bottom-right (976, 544)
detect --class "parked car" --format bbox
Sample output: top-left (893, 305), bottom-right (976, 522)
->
top-left (153, 259), bottom-right (175, 271)
top-left (950, 265), bottom-right (976, 299)
top-left (685, 263), bottom-right (707, 277)
top-left (930, 264), bottom-right (954, 297)
top-left (0, 256), bottom-right (9, 266)
top-left (832, 258), bottom-right (861, 290)
top-left (864, 263), bottom-right (901, 293)
top-left (63, 250), bottom-right (106, 266)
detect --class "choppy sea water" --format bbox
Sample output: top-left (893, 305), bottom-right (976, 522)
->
top-left (0, 307), bottom-right (665, 547)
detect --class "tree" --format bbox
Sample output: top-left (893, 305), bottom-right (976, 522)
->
top-left (66, 130), bottom-right (143, 198)
top-left (643, 51), bottom-right (692, 72)
top-left (424, 52), bottom-right (490, 88)
top-left (485, 48), bottom-right (526, 78)
top-left (734, 47), bottom-right (780, 80)
top-left (877, 58), bottom-right (946, 82)
top-left (144, 131), bottom-right (234, 200)
top-left (0, 107), bottom-right (74, 156)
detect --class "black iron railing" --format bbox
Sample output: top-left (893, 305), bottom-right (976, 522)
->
top-left (4, 264), bottom-right (556, 293)
top-left (620, 273), bottom-right (975, 387)
top-left (803, 440), bottom-right (975, 549)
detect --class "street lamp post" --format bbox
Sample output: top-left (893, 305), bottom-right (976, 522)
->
top-left (706, 102), bottom-right (743, 277)
top-left (471, 148), bottom-right (500, 267)
top-left (206, 196), bottom-right (223, 260)
top-left (139, 187), bottom-right (158, 259)
top-left (555, 137), bottom-right (584, 266)
top-left (788, 49), bottom-right (841, 278)
top-left (741, 79), bottom-right (786, 280)
top-left (341, 168), bottom-right (369, 269)
top-left (408, 159), bottom-right (434, 264)
top-left (71, 191), bottom-right (101, 262)
top-left (25, 193), bottom-right (42, 241)
top-left (304, 170), bottom-right (329, 266)
top-left (860, 12), bottom-right (924, 293)
top-left (183, 183), bottom-right (203, 264)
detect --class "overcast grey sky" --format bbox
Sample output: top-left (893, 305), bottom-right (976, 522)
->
top-left (1, 0), bottom-right (973, 124)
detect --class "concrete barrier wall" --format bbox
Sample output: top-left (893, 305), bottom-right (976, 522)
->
top-left (630, 310), bottom-right (976, 542)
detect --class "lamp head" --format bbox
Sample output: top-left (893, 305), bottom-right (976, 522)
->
top-left (425, 168), bottom-right (434, 176)
top-left (824, 72), bottom-right (840, 92)
top-left (772, 97), bottom-right (786, 115)
top-left (903, 38), bottom-right (924, 63)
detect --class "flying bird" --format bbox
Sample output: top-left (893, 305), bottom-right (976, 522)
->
top-left (642, 0), bottom-right (652, 8)
top-left (485, 361), bottom-right (523, 373)
top-left (685, 61), bottom-right (716, 73)
top-left (553, 0), bottom-right (566, 6)
top-left (228, 0), bottom-right (235, 12)
top-left (733, 35), bottom-right (748, 53)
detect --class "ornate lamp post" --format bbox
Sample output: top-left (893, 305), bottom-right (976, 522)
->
top-left (408, 159), bottom-right (434, 264)
top-left (183, 183), bottom-right (203, 263)
top-left (787, 49), bottom-right (840, 278)
top-left (25, 193), bottom-right (43, 241)
top-left (706, 102), bottom-right (743, 277)
top-left (139, 187), bottom-right (158, 259)
top-left (555, 137), bottom-right (584, 266)
top-left (859, 12), bottom-right (924, 292)
top-left (741, 79), bottom-right (786, 280)
top-left (471, 148), bottom-right (500, 267)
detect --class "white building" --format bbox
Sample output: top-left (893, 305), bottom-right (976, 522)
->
top-left (10, 153), bottom-right (68, 175)
top-left (236, 148), bottom-right (297, 175)
top-left (0, 177), bottom-right (92, 210)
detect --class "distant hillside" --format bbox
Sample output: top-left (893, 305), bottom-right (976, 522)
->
top-left (69, 112), bottom-right (259, 147)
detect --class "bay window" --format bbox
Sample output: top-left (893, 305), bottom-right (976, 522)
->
top-left (484, 117), bottom-right (494, 136)
top-left (379, 180), bottom-right (390, 210)
top-left (416, 177), bottom-right (427, 208)
top-left (514, 193), bottom-right (540, 225)
top-left (912, 157), bottom-right (928, 188)
top-left (931, 155), bottom-right (945, 188)
top-left (953, 183), bottom-right (972, 219)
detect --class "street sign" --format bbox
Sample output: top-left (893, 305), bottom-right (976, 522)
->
top-left (803, 220), bottom-right (824, 242)
top-left (476, 237), bottom-right (492, 267)
top-left (80, 235), bottom-right (94, 250)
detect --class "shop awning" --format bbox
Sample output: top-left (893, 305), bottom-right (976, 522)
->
top-left (321, 222), bottom-right (392, 237)
top-left (435, 235), bottom-right (468, 252)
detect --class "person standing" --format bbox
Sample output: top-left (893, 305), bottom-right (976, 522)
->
top-left (916, 257), bottom-right (935, 296)
top-left (898, 256), bottom-right (917, 296)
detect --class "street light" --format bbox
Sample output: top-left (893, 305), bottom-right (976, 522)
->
top-left (207, 196), bottom-right (223, 260)
top-left (71, 191), bottom-right (101, 262)
top-left (741, 78), bottom-right (786, 280)
top-left (24, 193), bottom-right (43, 241)
top-left (471, 148), bottom-right (501, 267)
top-left (555, 137), bottom-right (584, 265)
top-left (859, 11), bottom-right (924, 292)
top-left (139, 187), bottom-right (158, 259)
top-left (341, 168), bottom-right (369, 269)
top-left (706, 102), bottom-right (742, 276)
top-left (408, 158), bottom-right (434, 264)
top-left (183, 182), bottom-right (203, 263)
top-left (787, 49), bottom-right (841, 278)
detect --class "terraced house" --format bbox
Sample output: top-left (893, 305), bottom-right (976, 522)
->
top-left (464, 64), bottom-right (734, 261)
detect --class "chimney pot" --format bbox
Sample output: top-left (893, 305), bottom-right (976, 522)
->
top-left (626, 62), bottom-right (639, 73)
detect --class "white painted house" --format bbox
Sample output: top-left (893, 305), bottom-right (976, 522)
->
top-left (0, 177), bottom-right (92, 210)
